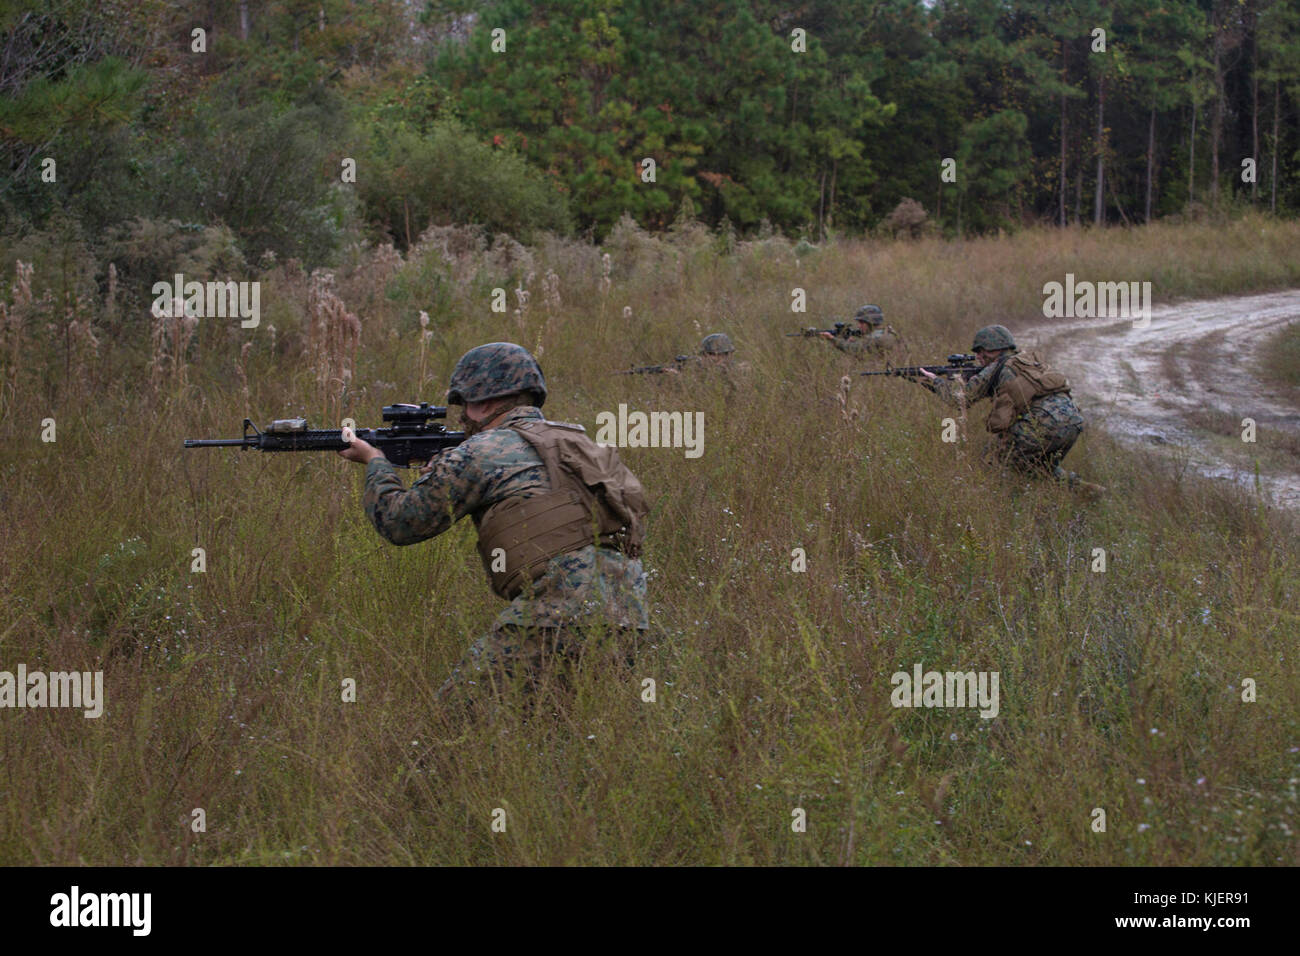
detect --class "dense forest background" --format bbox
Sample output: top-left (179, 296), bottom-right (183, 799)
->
top-left (4, 0), bottom-right (1300, 271)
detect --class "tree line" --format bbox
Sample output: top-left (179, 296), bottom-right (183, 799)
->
top-left (2, 0), bottom-right (1299, 272)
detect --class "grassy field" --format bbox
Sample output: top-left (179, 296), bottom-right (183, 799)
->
top-left (1, 213), bottom-right (1298, 865)
top-left (1263, 320), bottom-right (1300, 391)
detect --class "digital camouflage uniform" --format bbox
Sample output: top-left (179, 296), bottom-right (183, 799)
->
top-left (363, 405), bottom-right (649, 700)
top-left (830, 327), bottom-right (900, 356)
top-left (828, 305), bottom-right (901, 355)
top-left (932, 354), bottom-right (1086, 484)
top-left (625, 334), bottom-right (750, 376)
top-left (708, 357), bottom-right (753, 375)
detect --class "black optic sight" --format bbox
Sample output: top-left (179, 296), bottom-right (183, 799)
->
top-left (381, 403), bottom-right (448, 423)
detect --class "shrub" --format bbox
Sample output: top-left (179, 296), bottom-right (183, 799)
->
top-left (359, 120), bottom-right (571, 249)
top-left (883, 198), bottom-right (930, 239)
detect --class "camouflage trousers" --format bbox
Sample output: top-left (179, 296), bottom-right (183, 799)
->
top-left (991, 394), bottom-right (1086, 485)
top-left (434, 624), bottom-right (646, 707)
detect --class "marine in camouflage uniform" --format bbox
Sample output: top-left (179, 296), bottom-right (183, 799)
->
top-left (340, 342), bottom-right (650, 705)
top-left (922, 325), bottom-right (1104, 496)
top-left (821, 305), bottom-right (902, 356)
top-left (695, 332), bottom-right (751, 374)
top-left (618, 333), bottom-right (749, 376)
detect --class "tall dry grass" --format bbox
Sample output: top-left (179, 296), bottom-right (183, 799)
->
top-left (0, 214), bottom-right (1298, 864)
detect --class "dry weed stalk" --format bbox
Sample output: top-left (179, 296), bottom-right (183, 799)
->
top-left (371, 242), bottom-right (402, 279)
top-left (0, 261), bottom-right (33, 366)
top-left (12, 260), bottom-right (32, 306)
top-left (952, 387), bottom-right (971, 466)
top-left (415, 224), bottom-right (488, 286)
top-left (542, 269), bottom-right (561, 311)
top-left (0, 261), bottom-right (35, 405)
top-left (514, 273), bottom-right (533, 312)
top-left (597, 252), bottom-right (613, 325)
top-left (350, 243), bottom-right (403, 306)
top-left (513, 271), bottom-right (533, 335)
top-left (534, 311), bottom-right (553, 361)
top-left (235, 341), bottom-right (253, 408)
top-left (307, 269), bottom-right (362, 420)
top-left (837, 375), bottom-right (858, 423)
top-left (417, 310), bottom-right (433, 390)
top-left (105, 263), bottom-right (118, 319)
top-left (63, 292), bottom-right (101, 389)
top-left (149, 297), bottom-right (199, 396)
top-left (486, 234), bottom-right (533, 282)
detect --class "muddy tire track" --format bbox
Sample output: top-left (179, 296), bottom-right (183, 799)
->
top-left (1026, 289), bottom-right (1300, 509)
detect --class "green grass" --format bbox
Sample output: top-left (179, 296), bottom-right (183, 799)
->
top-left (1, 214), bottom-right (1298, 864)
top-left (1262, 321), bottom-right (1300, 390)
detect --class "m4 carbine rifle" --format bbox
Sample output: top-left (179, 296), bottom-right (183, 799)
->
top-left (785, 322), bottom-right (864, 339)
top-left (860, 354), bottom-right (981, 389)
top-left (616, 354), bottom-right (692, 375)
top-left (184, 403), bottom-right (466, 467)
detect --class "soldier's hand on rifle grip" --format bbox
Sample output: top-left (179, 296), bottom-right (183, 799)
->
top-left (336, 426), bottom-right (382, 465)
top-left (819, 332), bottom-right (834, 340)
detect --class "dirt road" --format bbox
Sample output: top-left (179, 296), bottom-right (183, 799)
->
top-left (1026, 289), bottom-right (1300, 509)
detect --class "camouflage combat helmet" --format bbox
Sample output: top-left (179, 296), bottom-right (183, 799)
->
top-left (446, 342), bottom-right (548, 407)
top-left (854, 304), bottom-right (885, 326)
top-left (971, 324), bottom-right (1016, 353)
top-left (700, 332), bottom-right (735, 354)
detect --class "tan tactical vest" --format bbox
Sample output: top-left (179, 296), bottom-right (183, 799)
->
top-left (475, 418), bottom-right (648, 600)
top-left (986, 352), bottom-right (1070, 433)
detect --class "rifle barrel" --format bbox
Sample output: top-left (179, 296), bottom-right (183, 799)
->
top-left (185, 413), bottom-right (466, 466)
top-left (860, 363), bottom-right (978, 378)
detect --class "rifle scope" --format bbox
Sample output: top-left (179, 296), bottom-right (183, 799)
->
top-left (381, 403), bottom-right (448, 423)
